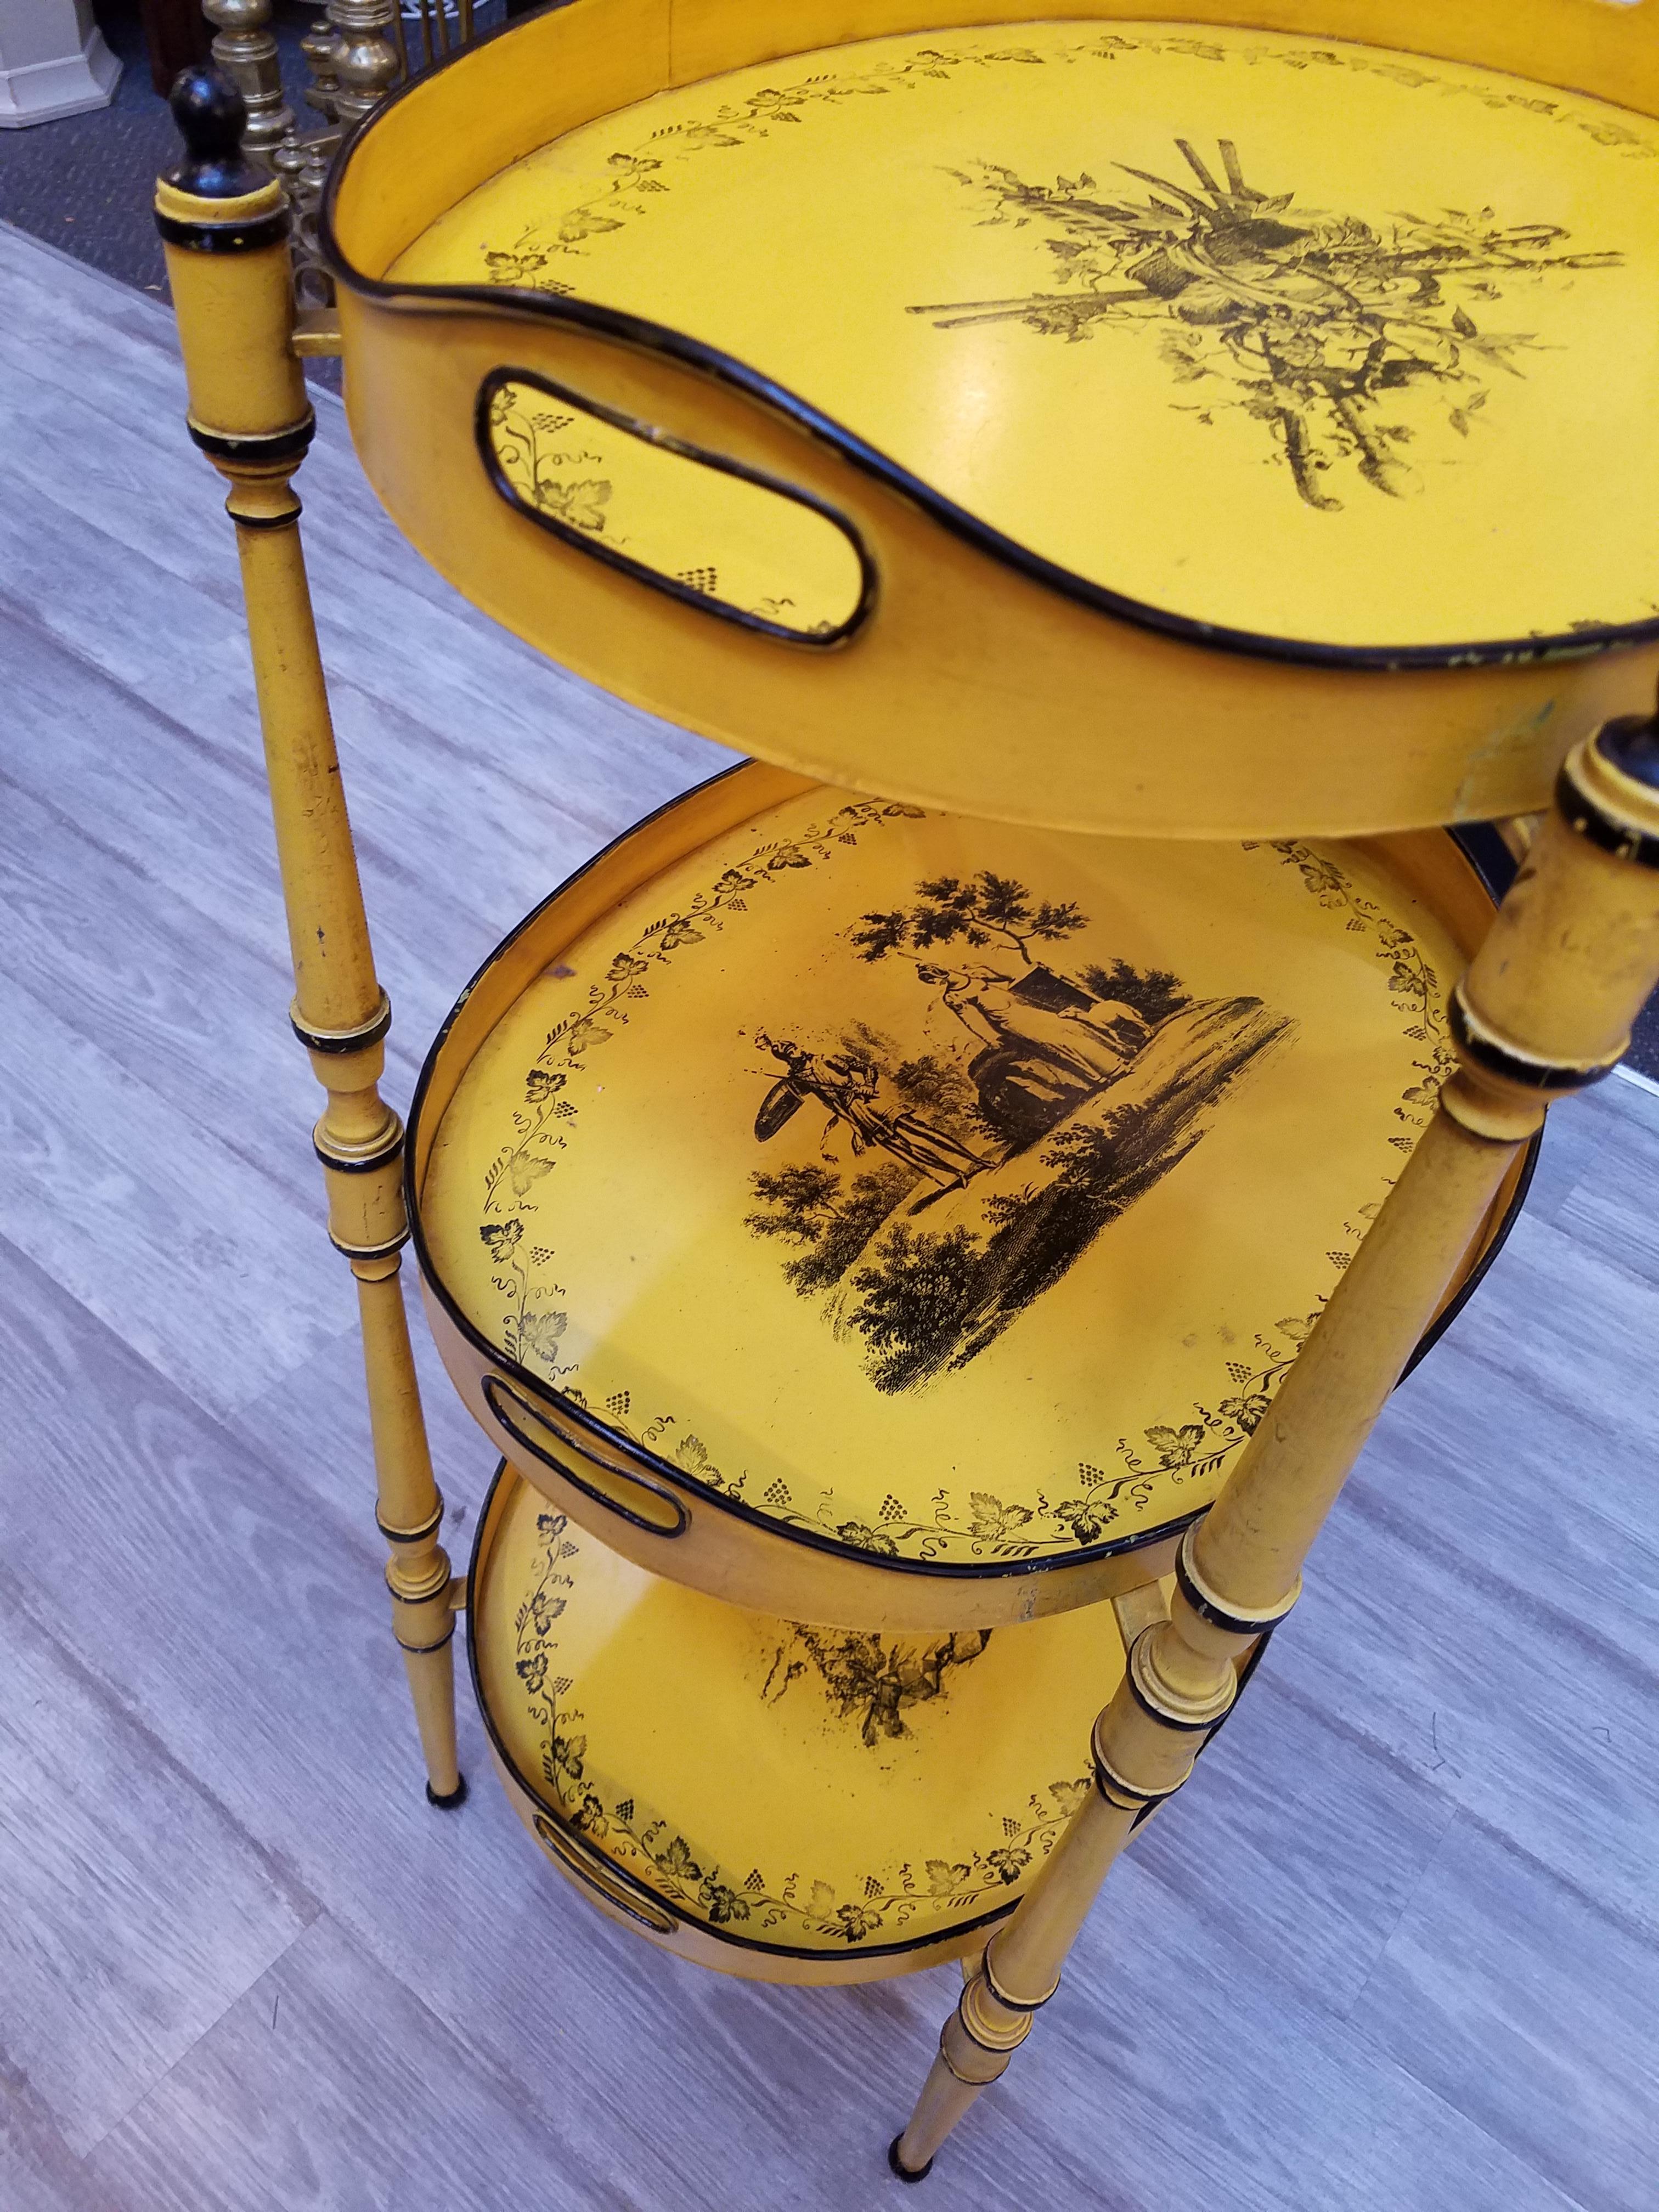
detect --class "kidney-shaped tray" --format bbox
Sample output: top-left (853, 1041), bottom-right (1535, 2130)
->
top-left (324, 1), bottom-right (1659, 838)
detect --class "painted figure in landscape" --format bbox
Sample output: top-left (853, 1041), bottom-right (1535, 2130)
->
top-left (752, 1031), bottom-right (987, 1190)
top-left (746, 868), bottom-right (1293, 1391)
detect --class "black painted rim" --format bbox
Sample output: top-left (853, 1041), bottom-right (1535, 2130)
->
top-left (317, 14), bottom-right (1659, 676)
top-left (408, 771), bottom-right (1535, 1582)
top-left (464, 1458), bottom-right (1028, 1965)
top-left (476, 364), bottom-right (879, 648)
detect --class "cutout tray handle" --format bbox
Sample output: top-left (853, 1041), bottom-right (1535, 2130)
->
top-left (483, 1372), bottom-right (690, 1538)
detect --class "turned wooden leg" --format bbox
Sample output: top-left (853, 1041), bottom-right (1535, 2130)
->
top-left (894, 712), bottom-right (1659, 2176)
top-left (155, 70), bottom-right (462, 1806)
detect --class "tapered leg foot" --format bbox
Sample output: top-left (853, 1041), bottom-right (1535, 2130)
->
top-left (888, 2136), bottom-right (932, 2184)
top-left (400, 1629), bottom-right (463, 1805)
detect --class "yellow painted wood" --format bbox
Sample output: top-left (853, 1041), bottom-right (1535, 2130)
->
top-left (409, 764), bottom-right (1526, 1628)
top-left (157, 161), bottom-right (461, 1805)
top-left (895, 721), bottom-right (1659, 2172)
top-left (157, 176), bottom-right (308, 444)
top-left (324, 0), bottom-right (1659, 837)
top-left (470, 1458), bottom-right (1139, 1980)
top-left (399, 21), bottom-right (1659, 650)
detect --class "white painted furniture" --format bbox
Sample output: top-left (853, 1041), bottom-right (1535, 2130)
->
top-left (0, 0), bottom-right (119, 127)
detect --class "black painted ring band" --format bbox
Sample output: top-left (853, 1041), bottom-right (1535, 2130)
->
top-left (1557, 757), bottom-right (1659, 873)
top-left (157, 208), bottom-right (290, 253)
top-left (1449, 988), bottom-right (1612, 1093)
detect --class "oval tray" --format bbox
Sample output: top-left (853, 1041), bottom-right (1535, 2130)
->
top-left (470, 1457), bottom-right (1164, 1980)
top-left (325, 2), bottom-right (1659, 836)
top-left (409, 762), bottom-right (1532, 1631)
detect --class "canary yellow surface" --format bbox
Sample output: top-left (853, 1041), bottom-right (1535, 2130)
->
top-left (482, 375), bottom-right (867, 635)
top-left (472, 1464), bottom-right (1130, 1961)
top-left (393, 18), bottom-right (1659, 648)
top-left (420, 779), bottom-right (1476, 1576)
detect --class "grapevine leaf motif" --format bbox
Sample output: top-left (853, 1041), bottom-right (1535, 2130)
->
top-left (510, 1515), bottom-right (1093, 1946)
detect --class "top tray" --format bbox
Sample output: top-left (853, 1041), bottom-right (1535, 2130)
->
top-left (325, 3), bottom-right (1659, 836)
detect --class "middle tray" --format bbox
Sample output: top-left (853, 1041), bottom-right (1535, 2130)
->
top-left (409, 762), bottom-right (1525, 1630)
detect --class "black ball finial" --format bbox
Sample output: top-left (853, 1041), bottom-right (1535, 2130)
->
top-left (166, 66), bottom-right (264, 199)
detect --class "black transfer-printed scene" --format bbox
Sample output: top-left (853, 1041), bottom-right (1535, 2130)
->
top-left (743, 865), bottom-right (1293, 1392)
top-left (910, 137), bottom-right (1620, 512)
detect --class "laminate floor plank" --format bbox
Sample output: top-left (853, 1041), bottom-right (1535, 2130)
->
top-left (225, 1269), bottom-right (493, 1537)
top-left (1349, 1813), bottom-right (1659, 2212)
top-left (1009, 1855), bottom-right (1586, 2212)
top-left (84, 1915), bottom-right (640, 2212)
top-left (0, 419), bottom-right (726, 917)
top-left (0, 962), bottom-right (349, 1416)
top-left (3, 218), bottom-right (1654, 2211)
top-left (1551, 1076), bottom-right (1659, 1324)
top-left (1266, 1330), bottom-right (1659, 1942)
top-left (0, 222), bottom-right (729, 843)
top-left (0, 596), bottom-right (482, 1104)
top-left (1, 2083), bottom-right (91, 2212)
top-left (0, 599), bottom-right (303, 972)
top-left (0, 1578), bottom-right (315, 2157)
top-left (0, 775), bottom-right (318, 1203)
top-left (1126, 1662), bottom-right (1459, 2018)
top-left (1, 1207), bottom-right (1483, 2212)
top-left (1435, 1212), bottom-right (1659, 1472)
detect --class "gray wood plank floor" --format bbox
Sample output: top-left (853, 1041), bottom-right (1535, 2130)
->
top-left (2, 218), bottom-right (1656, 2211)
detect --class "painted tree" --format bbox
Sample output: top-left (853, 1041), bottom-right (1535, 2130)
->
top-left (851, 871), bottom-right (1086, 968)
top-left (744, 1163), bottom-right (841, 1245)
top-left (747, 1161), bottom-right (918, 1293)
top-left (1077, 957), bottom-right (1190, 1024)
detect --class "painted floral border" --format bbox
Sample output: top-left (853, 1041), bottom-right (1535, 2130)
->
top-left (467, 812), bottom-right (1443, 1565)
top-left (508, 1509), bottom-right (1090, 1948)
top-left (473, 21), bottom-right (1658, 294)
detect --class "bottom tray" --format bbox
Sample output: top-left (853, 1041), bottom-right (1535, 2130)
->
top-left (469, 1459), bottom-right (1168, 1983)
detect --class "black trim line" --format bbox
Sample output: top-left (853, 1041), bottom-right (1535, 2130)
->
top-left (291, 994), bottom-right (393, 1054)
top-left (466, 1463), bottom-right (1030, 1967)
top-left (1130, 1623), bottom-right (1278, 1830)
top-left (317, 47), bottom-right (1659, 678)
top-left (477, 366), bottom-right (877, 647)
top-left (1402, 824), bottom-right (1539, 1375)
top-left (1173, 1545), bottom-right (1296, 1640)
top-left (407, 777), bottom-right (1535, 1580)
top-left (1449, 988), bottom-right (1611, 1092)
top-left (394, 1617), bottom-right (456, 1655)
top-left (328, 1228), bottom-right (409, 1261)
top-left (157, 209), bottom-right (290, 253)
top-left (231, 503), bottom-right (302, 531)
top-left (378, 1503), bottom-right (444, 1548)
top-left (1092, 1748), bottom-right (1177, 1810)
top-left (314, 1127), bottom-right (405, 1175)
top-left (483, 1374), bottom-right (690, 1538)
top-left (1594, 713), bottom-right (1659, 793)
top-left (532, 1813), bottom-right (679, 1934)
top-left (981, 1955), bottom-right (1057, 2015)
top-left (1558, 752), bottom-right (1659, 871)
top-left (1124, 1652), bottom-right (1227, 1734)
top-left (189, 413), bottom-right (315, 465)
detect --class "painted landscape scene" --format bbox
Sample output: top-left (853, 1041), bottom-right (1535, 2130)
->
top-left (744, 869), bottom-right (1293, 1392)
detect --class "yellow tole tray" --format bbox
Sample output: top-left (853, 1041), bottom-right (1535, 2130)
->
top-left (409, 763), bottom-right (1530, 1631)
top-left (324, 2), bottom-right (1659, 838)
top-left (471, 1458), bottom-right (1171, 1980)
